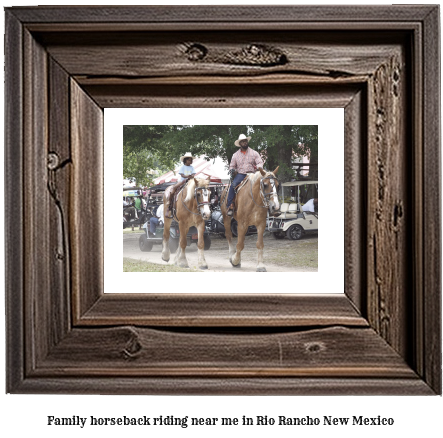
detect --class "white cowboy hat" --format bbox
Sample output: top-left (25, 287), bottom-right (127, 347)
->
top-left (180, 152), bottom-right (195, 162)
top-left (235, 133), bottom-right (252, 147)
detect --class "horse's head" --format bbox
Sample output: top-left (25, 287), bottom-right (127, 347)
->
top-left (259, 166), bottom-right (280, 215)
top-left (194, 177), bottom-right (211, 221)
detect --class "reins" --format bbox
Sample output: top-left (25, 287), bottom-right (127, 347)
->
top-left (249, 178), bottom-right (267, 208)
top-left (221, 172), bottom-right (279, 212)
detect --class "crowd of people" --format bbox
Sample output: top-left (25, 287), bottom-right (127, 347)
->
top-left (123, 191), bottom-right (147, 231)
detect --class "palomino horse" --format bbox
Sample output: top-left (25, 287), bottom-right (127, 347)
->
top-left (162, 177), bottom-right (211, 269)
top-left (221, 167), bottom-right (280, 272)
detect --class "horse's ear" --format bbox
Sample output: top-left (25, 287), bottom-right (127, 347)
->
top-left (259, 167), bottom-right (266, 176)
top-left (206, 176), bottom-right (211, 181)
top-left (272, 166), bottom-right (279, 175)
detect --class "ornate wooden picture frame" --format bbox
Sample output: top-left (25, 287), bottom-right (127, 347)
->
top-left (5, 6), bottom-right (441, 394)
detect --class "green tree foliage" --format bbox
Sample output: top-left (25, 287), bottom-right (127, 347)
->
top-left (123, 124), bottom-right (318, 185)
top-left (123, 125), bottom-right (177, 186)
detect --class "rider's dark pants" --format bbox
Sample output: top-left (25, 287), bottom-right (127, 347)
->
top-left (227, 173), bottom-right (246, 208)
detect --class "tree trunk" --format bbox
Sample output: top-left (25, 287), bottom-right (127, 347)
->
top-left (309, 142), bottom-right (318, 180)
top-left (267, 126), bottom-right (294, 183)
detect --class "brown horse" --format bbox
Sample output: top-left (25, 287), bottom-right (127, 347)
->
top-left (221, 167), bottom-right (280, 272)
top-left (162, 177), bottom-right (211, 269)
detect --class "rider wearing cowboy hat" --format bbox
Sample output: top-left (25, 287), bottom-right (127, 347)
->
top-left (167, 152), bottom-right (196, 215)
top-left (226, 134), bottom-right (264, 216)
top-left (177, 152), bottom-right (196, 182)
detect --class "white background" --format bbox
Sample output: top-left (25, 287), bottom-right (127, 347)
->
top-left (105, 108), bottom-right (343, 293)
top-left (1, 1), bottom-right (442, 437)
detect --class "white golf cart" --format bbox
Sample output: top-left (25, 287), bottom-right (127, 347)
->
top-left (267, 180), bottom-right (318, 240)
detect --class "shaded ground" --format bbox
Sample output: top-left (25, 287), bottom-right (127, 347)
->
top-left (123, 257), bottom-right (201, 272)
top-left (123, 230), bottom-right (318, 273)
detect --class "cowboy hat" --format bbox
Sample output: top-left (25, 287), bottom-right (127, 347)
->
top-left (235, 133), bottom-right (252, 147)
top-left (180, 152), bottom-right (195, 162)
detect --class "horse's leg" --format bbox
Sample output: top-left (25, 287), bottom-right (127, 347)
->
top-left (175, 221), bottom-right (189, 268)
top-left (230, 221), bottom-right (247, 268)
top-left (172, 225), bottom-right (186, 266)
top-left (222, 215), bottom-right (236, 258)
top-left (173, 244), bottom-right (182, 264)
top-left (161, 217), bottom-right (172, 262)
top-left (172, 226), bottom-right (184, 265)
top-left (256, 222), bottom-right (267, 272)
top-left (196, 221), bottom-right (208, 270)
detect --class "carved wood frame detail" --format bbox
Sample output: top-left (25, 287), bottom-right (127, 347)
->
top-left (5, 6), bottom-right (441, 394)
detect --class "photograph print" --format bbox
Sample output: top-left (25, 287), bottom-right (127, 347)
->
top-left (122, 125), bottom-right (319, 273)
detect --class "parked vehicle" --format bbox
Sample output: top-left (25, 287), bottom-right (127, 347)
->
top-left (123, 187), bottom-right (147, 230)
top-left (206, 207), bottom-right (256, 237)
top-left (206, 208), bottom-right (257, 237)
top-left (138, 182), bottom-right (211, 252)
top-left (203, 182), bottom-right (257, 237)
top-left (267, 181), bottom-right (318, 240)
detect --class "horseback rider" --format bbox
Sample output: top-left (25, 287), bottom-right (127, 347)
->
top-left (167, 152), bottom-right (196, 216)
top-left (226, 134), bottom-right (264, 216)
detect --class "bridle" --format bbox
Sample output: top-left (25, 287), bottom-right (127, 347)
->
top-left (250, 173), bottom-right (280, 210)
top-left (195, 186), bottom-right (211, 210)
top-left (181, 184), bottom-right (211, 216)
top-left (260, 174), bottom-right (280, 207)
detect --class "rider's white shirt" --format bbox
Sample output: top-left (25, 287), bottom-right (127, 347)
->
top-left (302, 199), bottom-right (315, 212)
top-left (156, 203), bottom-right (164, 220)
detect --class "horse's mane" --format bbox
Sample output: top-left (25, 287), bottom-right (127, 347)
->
top-left (249, 170), bottom-right (275, 183)
top-left (249, 171), bottom-right (262, 183)
top-left (184, 177), bottom-right (209, 202)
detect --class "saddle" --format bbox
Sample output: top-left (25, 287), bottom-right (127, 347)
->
top-left (235, 175), bottom-right (250, 193)
top-left (165, 183), bottom-right (186, 218)
top-left (230, 175), bottom-right (250, 212)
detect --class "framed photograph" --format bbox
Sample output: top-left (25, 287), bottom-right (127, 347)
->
top-left (108, 108), bottom-right (342, 292)
top-left (5, 5), bottom-right (440, 394)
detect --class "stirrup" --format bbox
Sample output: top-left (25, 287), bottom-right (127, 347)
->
top-left (227, 206), bottom-right (234, 217)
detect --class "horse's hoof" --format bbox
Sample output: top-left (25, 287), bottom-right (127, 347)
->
top-left (256, 267), bottom-right (267, 272)
top-left (229, 257), bottom-right (241, 268)
top-left (162, 256), bottom-right (169, 262)
top-left (199, 265), bottom-right (208, 270)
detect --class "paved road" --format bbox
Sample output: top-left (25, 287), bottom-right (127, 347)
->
top-left (123, 232), bottom-right (317, 273)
